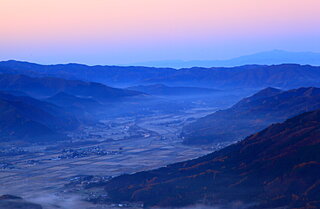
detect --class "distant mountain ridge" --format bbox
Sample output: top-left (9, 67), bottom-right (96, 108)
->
top-left (1, 61), bottom-right (320, 89)
top-left (0, 74), bottom-right (142, 101)
top-left (0, 60), bottom-right (174, 86)
top-left (182, 87), bottom-right (320, 145)
top-left (142, 64), bottom-right (320, 89)
top-left (104, 108), bottom-right (320, 208)
top-left (127, 84), bottom-right (220, 96)
top-left (133, 50), bottom-right (320, 68)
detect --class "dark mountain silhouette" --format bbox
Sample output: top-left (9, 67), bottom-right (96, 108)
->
top-left (0, 92), bottom-right (78, 142)
top-left (182, 87), bottom-right (320, 145)
top-left (133, 50), bottom-right (320, 68)
top-left (127, 84), bottom-right (220, 96)
top-left (1, 61), bottom-right (320, 89)
top-left (104, 109), bottom-right (320, 208)
top-left (0, 74), bottom-right (142, 101)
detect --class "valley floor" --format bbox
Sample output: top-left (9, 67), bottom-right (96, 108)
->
top-left (0, 107), bottom-right (229, 209)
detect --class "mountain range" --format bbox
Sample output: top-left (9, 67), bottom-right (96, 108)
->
top-left (182, 87), bottom-right (320, 145)
top-left (104, 108), bottom-right (320, 208)
top-left (1, 61), bottom-right (320, 89)
top-left (141, 64), bottom-right (320, 89)
top-left (133, 50), bottom-right (320, 68)
top-left (0, 74), bottom-right (142, 100)
top-left (0, 60), bottom-right (173, 87)
top-left (0, 74), bottom-right (145, 142)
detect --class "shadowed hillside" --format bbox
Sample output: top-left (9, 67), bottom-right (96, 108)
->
top-left (104, 109), bottom-right (320, 208)
top-left (182, 87), bottom-right (320, 145)
top-left (0, 92), bottom-right (78, 142)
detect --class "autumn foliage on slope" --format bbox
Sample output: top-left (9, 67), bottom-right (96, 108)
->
top-left (105, 109), bottom-right (320, 208)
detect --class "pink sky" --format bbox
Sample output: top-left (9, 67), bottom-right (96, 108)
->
top-left (1, 0), bottom-right (320, 64)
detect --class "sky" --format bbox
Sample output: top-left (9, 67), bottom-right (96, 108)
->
top-left (0, 0), bottom-right (320, 65)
